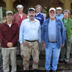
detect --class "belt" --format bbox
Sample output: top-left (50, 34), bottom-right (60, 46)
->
top-left (48, 41), bottom-right (57, 43)
top-left (25, 40), bottom-right (38, 42)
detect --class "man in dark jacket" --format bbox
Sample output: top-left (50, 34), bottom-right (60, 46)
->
top-left (1, 11), bottom-right (19, 72)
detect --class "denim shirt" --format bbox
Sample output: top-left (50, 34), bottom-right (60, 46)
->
top-left (41, 18), bottom-right (66, 48)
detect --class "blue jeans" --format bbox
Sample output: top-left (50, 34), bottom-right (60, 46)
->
top-left (45, 42), bottom-right (61, 70)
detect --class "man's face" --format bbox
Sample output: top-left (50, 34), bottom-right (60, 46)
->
top-left (64, 12), bottom-right (69, 19)
top-left (56, 9), bottom-right (62, 15)
top-left (28, 10), bottom-right (35, 19)
top-left (18, 7), bottom-right (23, 13)
top-left (36, 6), bottom-right (41, 13)
top-left (49, 10), bottom-right (56, 19)
top-left (6, 13), bottom-right (13, 21)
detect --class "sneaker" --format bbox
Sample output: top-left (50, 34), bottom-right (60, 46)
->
top-left (46, 70), bottom-right (50, 72)
top-left (64, 59), bottom-right (69, 64)
top-left (52, 70), bottom-right (56, 72)
top-left (25, 70), bottom-right (29, 72)
top-left (34, 69), bottom-right (37, 72)
top-left (59, 59), bottom-right (64, 63)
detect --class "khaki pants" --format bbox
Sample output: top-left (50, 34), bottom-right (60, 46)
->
top-left (20, 41), bottom-right (39, 70)
top-left (2, 47), bottom-right (17, 72)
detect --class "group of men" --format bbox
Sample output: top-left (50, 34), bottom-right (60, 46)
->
top-left (0, 4), bottom-right (72, 72)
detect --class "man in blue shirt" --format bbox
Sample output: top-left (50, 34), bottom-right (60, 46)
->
top-left (55, 7), bottom-right (64, 20)
top-left (42, 7), bottom-right (65, 72)
top-left (19, 8), bottom-right (41, 72)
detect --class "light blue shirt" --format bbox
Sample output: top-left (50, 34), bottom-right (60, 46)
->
top-left (48, 19), bottom-right (57, 42)
top-left (19, 18), bottom-right (41, 44)
top-left (55, 14), bottom-right (64, 20)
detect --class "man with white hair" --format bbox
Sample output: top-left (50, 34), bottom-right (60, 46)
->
top-left (55, 7), bottom-right (64, 20)
top-left (13, 4), bottom-right (27, 55)
top-left (42, 7), bottom-right (65, 72)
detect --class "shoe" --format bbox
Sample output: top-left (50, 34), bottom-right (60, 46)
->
top-left (25, 70), bottom-right (29, 72)
top-left (34, 69), bottom-right (37, 72)
top-left (59, 59), bottom-right (64, 63)
top-left (64, 59), bottom-right (69, 64)
top-left (52, 70), bottom-right (56, 72)
top-left (46, 70), bottom-right (50, 72)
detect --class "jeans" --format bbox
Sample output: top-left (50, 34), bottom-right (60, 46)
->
top-left (45, 42), bottom-right (61, 70)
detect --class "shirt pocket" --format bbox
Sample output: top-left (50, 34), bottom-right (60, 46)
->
top-left (2, 29), bottom-right (8, 35)
top-left (12, 28), bottom-right (17, 35)
top-left (57, 24), bottom-right (61, 30)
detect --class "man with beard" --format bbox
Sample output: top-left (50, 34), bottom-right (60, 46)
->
top-left (19, 8), bottom-right (41, 72)
top-left (42, 8), bottom-right (65, 72)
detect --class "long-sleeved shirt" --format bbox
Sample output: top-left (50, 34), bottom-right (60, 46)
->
top-left (19, 18), bottom-right (41, 44)
top-left (55, 14), bottom-right (64, 20)
top-left (13, 12), bottom-right (27, 27)
top-left (42, 18), bottom-right (66, 48)
top-left (35, 12), bottom-right (45, 26)
top-left (0, 22), bottom-right (19, 48)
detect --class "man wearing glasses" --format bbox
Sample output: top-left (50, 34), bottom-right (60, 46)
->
top-left (42, 8), bottom-right (65, 72)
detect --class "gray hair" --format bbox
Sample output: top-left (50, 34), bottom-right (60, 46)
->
top-left (63, 9), bottom-right (70, 15)
top-left (35, 4), bottom-right (42, 10)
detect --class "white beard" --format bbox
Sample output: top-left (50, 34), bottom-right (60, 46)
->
top-left (50, 15), bottom-right (55, 19)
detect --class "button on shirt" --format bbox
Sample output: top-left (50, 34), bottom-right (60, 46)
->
top-left (19, 18), bottom-right (41, 44)
top-left (48, 19), bottom-right (57, 42)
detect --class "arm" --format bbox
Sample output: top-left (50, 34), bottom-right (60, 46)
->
top-left (60, 20), bottom-right (66, 44)
top-left (38, 21), bottom-right (41, 43)
top-left (19, 20), bottom-right (24, 44)
top-left (41, 21), bottom-right (46, 43)
top-left (11, 24), bottom-right (19, 45)
top-left (41, 14), bottom-right (46, 26)
top-left (1, 25), bottom-right (8, 45)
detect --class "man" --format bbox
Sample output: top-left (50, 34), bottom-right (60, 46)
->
top-left (13, 4), bottom-right (27, 55)
top-left (55, 7), bottom-right (64, 20)
top-left (1, 11), bottom-right (19, 72)
top-left (42, 8), bottom-right (65, 72)
top-left (35, 4), bottom-right (45, 54)
top-left (19, 8), bottom-right (41, 72)
top-left (60, 9), bottom-right (72, 64)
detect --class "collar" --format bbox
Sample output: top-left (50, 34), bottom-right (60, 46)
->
top-left (27, 18), bottom-right (37, 22)
top-left (5, 21), bottom-right (15, 25)
top-left (56, 13), bottom-right (63, 16)
top-left (35, 12), bottom-right (41, 16)
top-left (47, 17), bottom-right (60, 23)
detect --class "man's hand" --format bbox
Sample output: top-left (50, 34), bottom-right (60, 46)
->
top-left (7, 42), bottom-right (13, 48)
top-left (62, 44), bottom-right (64, 47)
top-left (43, 43), bottom-right (46, 49)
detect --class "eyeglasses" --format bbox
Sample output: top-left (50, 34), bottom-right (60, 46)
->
top-left (50, 12), bottom-right (55, 14)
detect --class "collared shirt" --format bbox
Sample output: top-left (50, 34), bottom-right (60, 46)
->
top-left (19, 18), bottom-right (41, 44)
top-left (35, 12), bottom-right (46, 26)
top-left (55, 14), bottom-right (64, 20)
top-left (48, 19), bottom-right (57, 42)
top-left (1, 22), bottom-right (19, 48)
top-left (63, 19), bottom-right (68, 31)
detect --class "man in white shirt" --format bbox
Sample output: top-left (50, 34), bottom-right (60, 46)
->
top-left (19, 8), bottom-right (41, 72)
